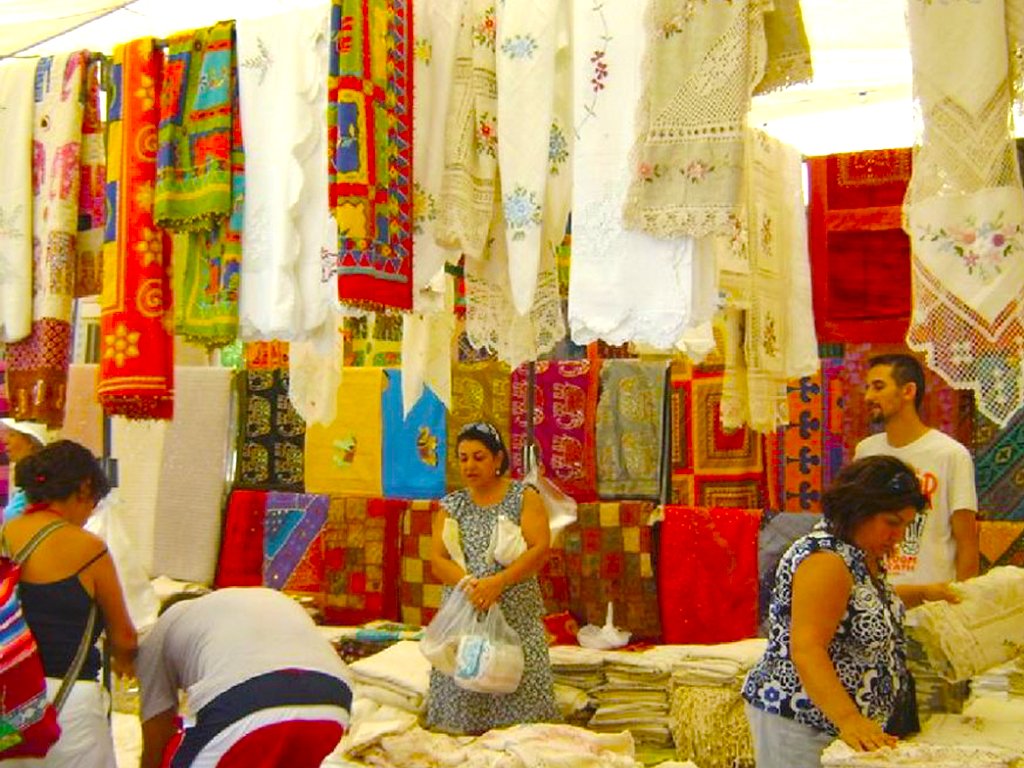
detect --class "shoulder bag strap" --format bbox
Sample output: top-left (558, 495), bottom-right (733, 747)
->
top-left (5, 519), bottom-right (99, 713)
top-left (10, 520), bottom-right (67, 564)
top-left (51, 602), bottom-right (98, 713)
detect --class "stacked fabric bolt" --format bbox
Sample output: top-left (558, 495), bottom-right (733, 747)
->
top-left (548, 645), bottom-right (607, 724)
top-left (971, 656), bottom-right (1024, 702)
top-left (906, 635), bottom-right (969, 715)
top-left (587, 647), bottom-right (695, 749)
top-left (347, 640), bottom-right (432, 714)
top-left (667, 639), bottom-right (766, 768)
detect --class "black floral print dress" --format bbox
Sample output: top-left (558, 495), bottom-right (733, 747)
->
top-left (425, 480), bottom-right (559, 734)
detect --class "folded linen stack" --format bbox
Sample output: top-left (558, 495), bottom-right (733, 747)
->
top-left (548, 645), bottom-right (606, 723)
top-left (972, 656), bottom-right (1024, 702)
top-left (587, 647), bottom-right (691, 749)
top-left (667, 639), bottom-right (766, 768)
top-left (906, 566), bottom-right (1024, 682)
top-left (348, 640), bottom-right (432, 713)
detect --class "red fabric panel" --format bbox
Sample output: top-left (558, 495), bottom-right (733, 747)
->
top-left (214, 490), bottom-right (267, 588)
top-left (658, 505), bottom-right (762, 644)
top-left (808, 149), bottom-right (913, 343)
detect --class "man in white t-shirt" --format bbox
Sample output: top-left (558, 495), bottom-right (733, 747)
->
top-left (137, 588), bottom-right (352, 768)
top-left (854, 354), bottom-right (979, 592)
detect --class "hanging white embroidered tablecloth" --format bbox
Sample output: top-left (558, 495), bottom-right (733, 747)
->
top-left (719, 128), bottom-right (819, 433)
top-left (904, 0), bottom-right (1024, 427)
top-left (237, 7), bottom-right (335, 342)
top-left (435, 0), bottom-right (499, 262)
top-left (0, 58), bottom-right (36, 343)
top-left (622, 0), bottom-right (768, 240)
top-left (412, 0), bottom-right (463, 311)
top-left (568, 0), bottom-right (699, 350)
top-left (495, 0), bottom-right (558, 315)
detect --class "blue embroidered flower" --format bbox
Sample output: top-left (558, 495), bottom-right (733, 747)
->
top-left (503, 185), bottom-right (542, 241)
top-left (501, 34), bottom-right (538, 59)
top-left (548, 123), bottom-right (568, 175)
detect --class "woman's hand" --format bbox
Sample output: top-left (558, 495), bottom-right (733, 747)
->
top-left (464, 573), bottom-right (506, 611)
top-left (836, 711), bottom-right (898, 752)
top-left (922, 582), bottom-right (961, 604)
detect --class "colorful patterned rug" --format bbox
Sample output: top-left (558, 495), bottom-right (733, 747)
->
top-left (236, 368), bottom-right (306, 492)
top-left (974, 408), bottom-right (1024, 522)
top-left (329, 0), bottom-right (414, 311)
top-left (658, 505), bottom-right (762, 644)
top-left (398, 499), bottom-right (445, 626)
top-left (323, 496), bottom-right (404, 624)
top-left (343, 315), bottom-right (403, 367)
top-left (510, 360), bottom-right (600, 502)
top-left (263, 492), bottom-right (329, 602)
top-left (777, 356), bottom-right (847, 512)
top-left (669, 360), bottom-right (767, 510)
top-left (978, 520), bottom-right (1024, 570)
top-left (446, 360), bottom-right (511, 491)
top-left (304, 367), bottom-right (385, 497)
top-left (539, 500), bottom-right (662, 641)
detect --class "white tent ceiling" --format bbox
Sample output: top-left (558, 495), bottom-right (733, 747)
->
top-left (2, 0), bottom-right (922, 156)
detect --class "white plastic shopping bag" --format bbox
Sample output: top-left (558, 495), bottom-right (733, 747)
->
top-left (420, 576), bottom-right (476, 675)
top-left (453, 603), bottom-right (524, 694)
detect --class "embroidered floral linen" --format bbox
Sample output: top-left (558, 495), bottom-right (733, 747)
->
top-left (97, 40), bottom-right (174, 420)
top-left (495, 0), bottom-right (558, 314)
top-left (568, 0), bottom-right (700, 351)
top-left (411, 0), bottom-right (463, 307)
top-left (237, 7), bottom-right (336, 343)
top-left (622, 0), bottom-right (769, 240)
top-left (5, 53), bottom-right (88, 427)
top-left (434, 0), bottom-right (499, 262)
top-left (742, 527), bottom-right (906, 735)
top-left (904, 0), bottom-right (1024, 427)
top-left (0, 58), bottom-right (36, 343)
top-left (719, 128), bottom-right (819, 434)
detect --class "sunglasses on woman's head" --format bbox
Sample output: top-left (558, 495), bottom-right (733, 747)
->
top-left (887, 470), bottom-right (919, 495)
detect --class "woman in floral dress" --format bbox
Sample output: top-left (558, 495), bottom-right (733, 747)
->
top-left (426, 422), bottom-right (559, 734)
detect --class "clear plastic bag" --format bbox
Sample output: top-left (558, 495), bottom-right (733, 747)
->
top-left (453, 603), bottom-right (524, 694)
top-left (523, 445), bottom-right (578, 545)
top-left (420, 577), bottom-right (476, 675)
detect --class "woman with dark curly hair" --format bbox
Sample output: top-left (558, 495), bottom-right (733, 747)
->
top-left (742, 455), bottom-right (958, 768)
top-left (2, 440), bottom-right (136, 768)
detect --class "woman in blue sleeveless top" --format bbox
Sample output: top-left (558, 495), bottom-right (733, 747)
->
top-left (743, 455), bottom-right (957, 767)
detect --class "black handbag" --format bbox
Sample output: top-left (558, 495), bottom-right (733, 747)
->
top-left (885, 668), bottom-right (921, 737)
